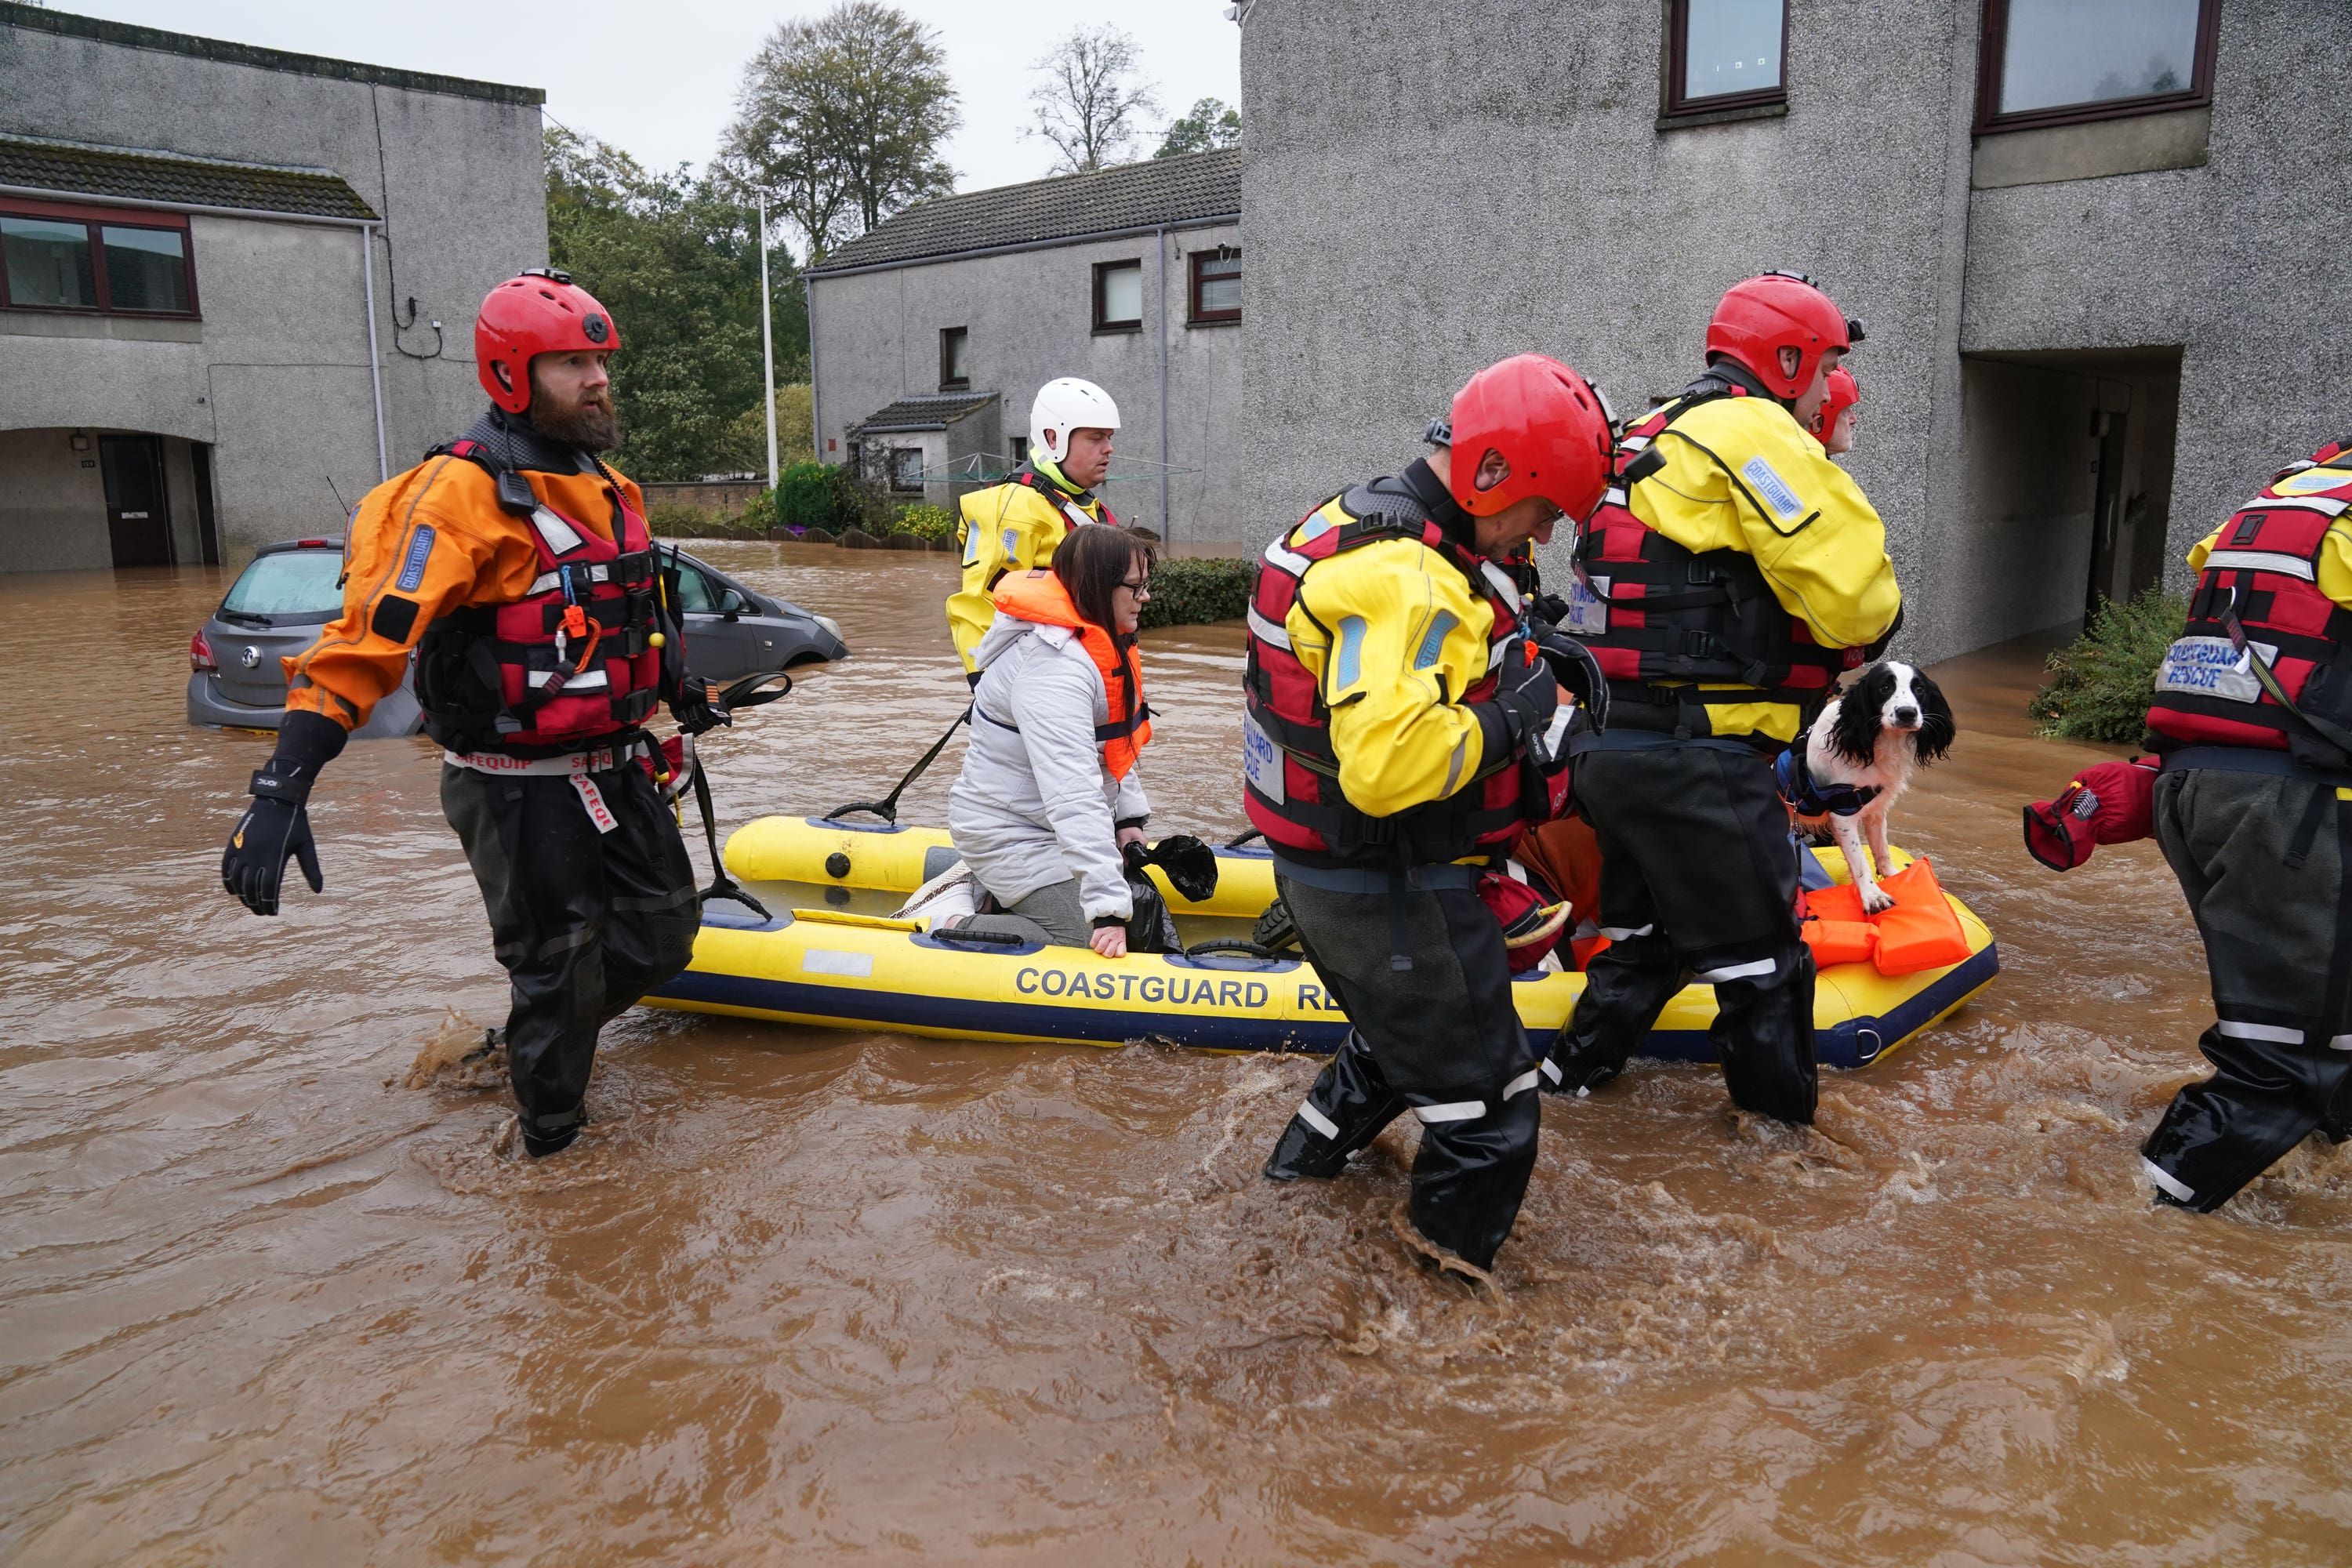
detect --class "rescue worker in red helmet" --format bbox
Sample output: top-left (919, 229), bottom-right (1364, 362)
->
top-left (1250, 353), bottom-right (1614, 1272)
top-left (2136, 436), bottom-right (2352, 1211)
top-left (1542, 273), bottom-right (1900, 1124)
top-left (220, 268), bottom-right (728, 1158)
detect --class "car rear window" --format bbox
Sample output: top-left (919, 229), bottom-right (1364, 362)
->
top-left (220, 550), bottom-right (345, 618)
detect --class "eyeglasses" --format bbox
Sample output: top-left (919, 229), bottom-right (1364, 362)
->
top-left (1117, 577), bottom-right (1151, 596)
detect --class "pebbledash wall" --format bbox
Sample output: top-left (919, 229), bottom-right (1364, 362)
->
top-left (0, 4), bottom-right (544, 572)
top-left (1236, 0), bottom-right (2352, 662)
top-left (806, 151), bottom-right (1243, 546)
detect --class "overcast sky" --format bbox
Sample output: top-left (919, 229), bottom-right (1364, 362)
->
top-left (64, 1), bottom-right (1242, 193)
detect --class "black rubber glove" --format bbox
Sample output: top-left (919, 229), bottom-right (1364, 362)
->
top-left (1529, 592), bottom-right (1573, 630)
top-left (1527, 620), bottom-right (1610, 734)
top-left (1478, 635), bottom-right (1560, 761)
top-left (221, 710), bottom-right (343, 916)
top-left (670, 673), bottom-right (732, 737)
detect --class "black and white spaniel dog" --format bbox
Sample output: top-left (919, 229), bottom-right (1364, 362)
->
top-left (1774, 661), bottom-right (1956, 913)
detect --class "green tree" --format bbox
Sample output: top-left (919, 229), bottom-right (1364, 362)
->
top-left (710, 383), bottom-right (815, 476)
top-left (1155, 96), bottom-right (1241, 158)
top-left (719, 2), bottom-right (959, 262)
top-left (545, 125), bottom-right (808, 482)
top-left (1028, 25), bottom-right (1160, 173)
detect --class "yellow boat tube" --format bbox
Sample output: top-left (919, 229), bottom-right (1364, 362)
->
top-left (655, 818), bottom-right (1998, 1069)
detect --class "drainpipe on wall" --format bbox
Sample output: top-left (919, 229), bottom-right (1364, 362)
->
top-left (806, 274), bottom-right (823, 461)
top-left (1156, 224), bottom-right (1169, 544)
top-left (361, 222), bottom-right (387, 484)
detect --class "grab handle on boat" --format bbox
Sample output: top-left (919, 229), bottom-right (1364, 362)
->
top-left (928, 924), bottom-right (1030, 947)
top-left (1181, 938), bottom-right (1286, 970)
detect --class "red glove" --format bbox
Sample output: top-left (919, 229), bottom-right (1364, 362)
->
top-left (2023, 756), bottom-right (2159, 870)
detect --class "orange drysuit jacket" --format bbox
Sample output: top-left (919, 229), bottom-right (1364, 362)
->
top-left (285, 455), bottom-right (644, 732)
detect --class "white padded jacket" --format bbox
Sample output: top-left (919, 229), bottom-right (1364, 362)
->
top-left (947, 609), bottom-right (1149, 922)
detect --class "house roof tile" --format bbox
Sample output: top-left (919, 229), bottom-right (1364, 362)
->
top-left (0, 132), bottom-right (377, 221)
top-left (852, 392), bottom-right (1000, 433)
top-left (811, 147), bottom-right (1240, 275)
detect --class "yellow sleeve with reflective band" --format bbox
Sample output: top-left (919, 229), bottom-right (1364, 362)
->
top-left (946, 481), bottom-right (1102, 671)
top-left (2188, 514), bottom-right (2352, 612)
top-left (1635, 394), bottom-right (1901, 648)
top-left (1285, 535), bottom-right (1497, 818)
top-left (284, 457), bottom-right (499, 731)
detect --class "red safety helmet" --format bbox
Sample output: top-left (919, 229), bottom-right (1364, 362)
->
top-left (474, 267), bottom-right (620, 414)
top-left (1811, 366), bottom-right (1860, 440)
top-left (1446, 353), bottom-right (1615, 522)
top-left (1706, 271), bottom-right (1857, 402)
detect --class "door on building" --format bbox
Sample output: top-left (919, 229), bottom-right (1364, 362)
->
top-left (2083, 410), bottom-right (2132, 620)
top-left (99, 434), bottom-right (173, 567)
top-left (191, 441), bottom-right (222, 566)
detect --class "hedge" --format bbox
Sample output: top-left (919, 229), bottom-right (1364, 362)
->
top-left (1138, 557), bottom-right (1252, 630)
top-left (2029, 584), bottom-right (2188, 743)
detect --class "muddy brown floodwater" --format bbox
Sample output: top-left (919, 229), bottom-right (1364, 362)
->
top-left (5, 543), bottom-right (2351, 1565)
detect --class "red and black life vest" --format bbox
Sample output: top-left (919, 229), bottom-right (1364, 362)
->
top-left (1566, 393), bottom-right (1860, 738)
top-left (1242, 497), bottom-right (1557, 866)
top-left (2146, 450), bottom-right (2352, 769)
top-left (416, 439), bottom-right (670, 754)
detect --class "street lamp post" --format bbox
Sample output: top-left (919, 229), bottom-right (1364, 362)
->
top-left (758, 195), bottom-right (779, 495)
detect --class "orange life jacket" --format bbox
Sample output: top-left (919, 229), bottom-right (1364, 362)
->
top-left (986, 569), bottom-right (1152, 778)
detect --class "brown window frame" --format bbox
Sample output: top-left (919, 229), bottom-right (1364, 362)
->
top-left (1974, 0), bottom-right (2221, 135)
top-left (1091, 258), bottom-right (1142, 335)
top-left (1187, 246), bottom-right (1241, 325)
top-left (938, 325), bottom-right (969, 390)
top-left (1662, 0), bottom-right (1789, 120)
top-left (0, 196), bottom-right (201, 318)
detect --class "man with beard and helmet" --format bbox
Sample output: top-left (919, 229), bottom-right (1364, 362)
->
top-left (1247, 353), bottom-right (1616, 1274)
top-left (947, 376), bottom-right (1122, 683)
top-left (1541, 271), bottom-right (1901, 1126)
top-left (219, 268), bottom-right (731, 1158)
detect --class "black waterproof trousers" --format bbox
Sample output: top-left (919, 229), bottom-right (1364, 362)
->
top-left (2142, 764), bottom-right (2352, 1211)
top-left (441, 756), bottom-right (699, 1154)
top-left (1262, 868), bottom-right (1542, 1271)
top-left (1544, 742), bottom-right (1817, 1123)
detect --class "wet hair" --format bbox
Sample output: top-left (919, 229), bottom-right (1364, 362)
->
top-left (1052, 526), bottom-right (1154, 642)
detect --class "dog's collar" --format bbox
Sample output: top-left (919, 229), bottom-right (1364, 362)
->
top-left (1775, 747), bottom-right (1882, 818)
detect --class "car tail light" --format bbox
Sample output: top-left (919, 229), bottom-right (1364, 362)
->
top-left (190, 629), bottom-right (216, 672)
top-left (295, 539), bottom-right (332, 549)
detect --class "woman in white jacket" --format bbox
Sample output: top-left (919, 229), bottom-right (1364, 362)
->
top-left (947, 525), bottom-right (1163, 956)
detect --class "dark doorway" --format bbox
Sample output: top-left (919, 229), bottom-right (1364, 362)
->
top-left (2084, 409), bottom-right (2133, 620)
top-left (191, 441), bottom-right (221, 566)
top-left (99, 434), bottom-right (172, 567)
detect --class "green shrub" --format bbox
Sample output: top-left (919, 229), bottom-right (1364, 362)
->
top-left (1138, 556), bottom-right (1253, 630)
top-left (893, 503), bottom-right (956, 541)
top-left (644, 499), bottom-right (713, 537)
top-left (746, 461), bottom-right (896, 537)
top-left (2029, 584), bottom-right (2188, 743)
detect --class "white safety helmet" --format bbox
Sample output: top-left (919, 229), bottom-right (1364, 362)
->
top-left (1029, 377), bottom-right (1120, 465)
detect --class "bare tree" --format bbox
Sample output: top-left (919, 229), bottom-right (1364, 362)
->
top-left (1027, 25), bottom-right (1162, 174)
top-left (718, 2), bottom-right (959, 263)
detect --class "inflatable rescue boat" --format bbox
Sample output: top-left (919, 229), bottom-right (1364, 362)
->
top-left (644, 816), bottom-right (1998, 1069)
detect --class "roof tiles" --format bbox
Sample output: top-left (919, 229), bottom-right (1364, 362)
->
top-left (811, 147), bottom-right (1240, 274)
top-left (0, 132), bottom-right (377, 221)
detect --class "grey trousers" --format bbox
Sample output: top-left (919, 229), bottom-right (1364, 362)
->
top-left (958, 875), bottom-right (1177, 951)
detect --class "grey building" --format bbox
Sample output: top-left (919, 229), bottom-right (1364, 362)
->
top-left (0, 4), bottom-right (545, 573)
top-left (807, 149), bottom-right (1243, 544)
top-left (1238, 0), bottom-right (2349, 661)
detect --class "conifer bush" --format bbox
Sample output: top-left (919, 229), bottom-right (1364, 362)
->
top-left (2029, 585), bottom-right (2189, 743)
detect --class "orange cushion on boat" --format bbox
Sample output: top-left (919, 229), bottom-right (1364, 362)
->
top-left (1802, 918), bottom-right (1879, 967)
top-left (1803, 881), bottom-right (1867, 926)
top-left (1869, 858), bottom-right (1972, 975)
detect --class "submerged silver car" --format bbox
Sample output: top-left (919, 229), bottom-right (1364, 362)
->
top-left (188, 539), bottom-right (848, 735)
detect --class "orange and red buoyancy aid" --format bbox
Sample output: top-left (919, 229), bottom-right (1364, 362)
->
top-left (1243, 504), bottom-right (1550, 866)
top-left (1566, 392), bottom-right (1861, 736)
top-left (415, 438), bottom-right (670, 754)
top-left (2147, 448), bottom-right (2352, 768)
top-left (986, 568), bottom-right (1152, 778)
